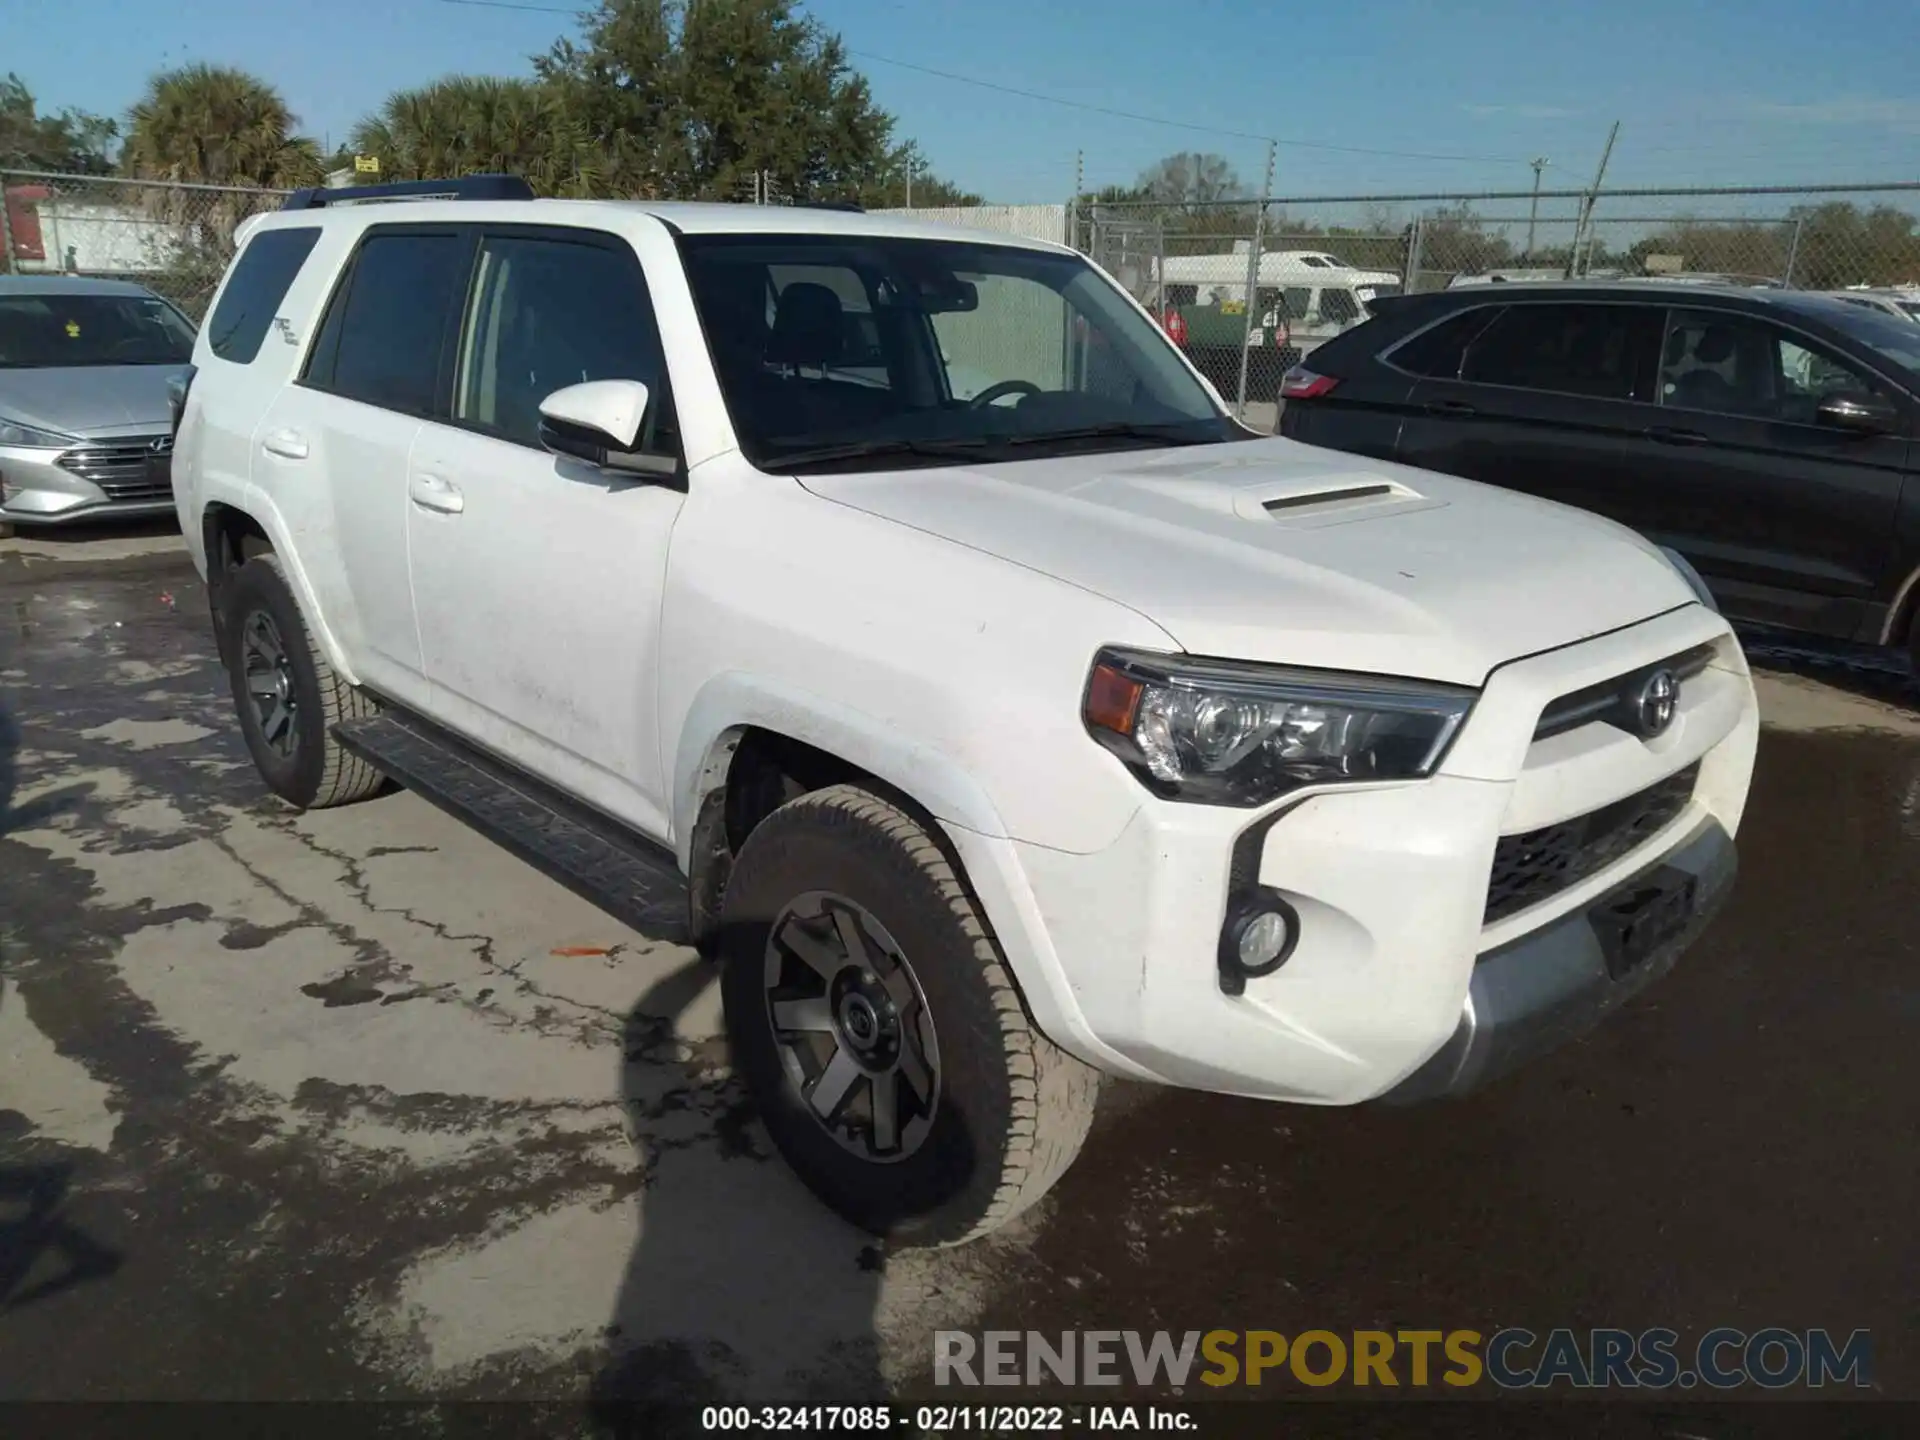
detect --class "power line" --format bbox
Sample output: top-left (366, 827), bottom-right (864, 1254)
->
top-left (428, 0), bottom-right (1528, 164)
top-left (845, 51), bottom-right (1530, 164)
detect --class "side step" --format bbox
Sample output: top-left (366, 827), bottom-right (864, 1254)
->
top-left (333, 711), bottom-right (687, 939)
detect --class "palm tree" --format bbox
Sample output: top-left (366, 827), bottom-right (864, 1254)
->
top-left (350, 78), bottom-right (601, 198)
top-left (120, 66), bottom-right (322, 319)
top-left (122, 64), bottom-right (323, 188)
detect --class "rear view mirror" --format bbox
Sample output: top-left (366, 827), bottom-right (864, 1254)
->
top-left (538, 380), bottom-right (676, 477)
top-left (1816, 391), bottom-right (1900, 434)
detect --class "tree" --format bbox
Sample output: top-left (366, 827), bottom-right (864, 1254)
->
top-left (121, 64), bottom-right (323, 188)
top-left (350, 77), bottom-right (602, 197)
top-left (1137, 152), bottom-right (1247, 208)
top-left (0, 74), bottom-right (117, 173)
top-left (536, 0), bottom-right (901, 201)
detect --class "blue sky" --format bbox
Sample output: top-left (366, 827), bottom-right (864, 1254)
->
top-left (8, 0), bottom-right (1920, 206)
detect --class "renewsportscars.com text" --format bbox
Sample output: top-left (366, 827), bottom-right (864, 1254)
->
top-left (933, 1327), bottom-right (1873, 1390)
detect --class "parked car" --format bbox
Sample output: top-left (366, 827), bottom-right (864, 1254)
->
top-left (0, 276), bottom-right (197, 534)
top-left (1280, 282), bottom-right (1920, 661)
top-left (173, 180), bottom-right (1756, 1244)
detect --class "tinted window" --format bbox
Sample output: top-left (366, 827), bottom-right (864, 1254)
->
top-left (1282, 287), bottom-right (1312, 321)
top-left (207, 227), bottom-right (319, 364)
top-left (1462, 302), bottom-right (1661, 401)
top-left (0, 292), bottom-right (195, 368)
top-left (317, 231), bottom-right (469, 414)
top-left (1659, 308), bottom-right (1895, 425)
top-left (1388, 306), bottom-right (1500, 377)
top-left (452, 234), bottom-right (670, 449)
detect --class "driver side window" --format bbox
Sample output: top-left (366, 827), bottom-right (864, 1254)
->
top-left (1659, 308), bottom-right (1889, 426)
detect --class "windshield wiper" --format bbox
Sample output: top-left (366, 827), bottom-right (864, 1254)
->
top-left (995, 421), bottom-right (1214, 450)
top-left (769, 436), bottom-right (994, 470)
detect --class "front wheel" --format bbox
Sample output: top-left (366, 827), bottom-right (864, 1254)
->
top-left (719, 785), bottom-right (1100, 1246)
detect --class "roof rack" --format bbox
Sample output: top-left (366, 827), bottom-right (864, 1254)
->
top-left (802, 200), bottom-right (865, 213)
top-left (280, 174), bottom-right (535, 211)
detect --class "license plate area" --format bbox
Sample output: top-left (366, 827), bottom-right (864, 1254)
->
top-left (1591, 866), bottom-right (1698, 980)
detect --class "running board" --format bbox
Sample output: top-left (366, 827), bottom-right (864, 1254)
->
top-left (332, 711), bottom-right (687, 938)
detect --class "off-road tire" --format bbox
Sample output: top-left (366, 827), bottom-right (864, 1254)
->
top-left (719, 784), bottom-right (1101, 1246)
top-left (224, 553), bottom-right (383, 810)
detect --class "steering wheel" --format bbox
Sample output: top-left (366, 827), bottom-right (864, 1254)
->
top-left (966, 379), bottom-right (1043, 409)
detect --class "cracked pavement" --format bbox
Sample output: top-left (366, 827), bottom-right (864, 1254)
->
top-left (2, 530), bottom-right (1916, 1411)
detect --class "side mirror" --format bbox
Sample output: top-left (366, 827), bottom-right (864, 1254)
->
top-left (1816, 391), bottom-right (1900, 434)
top-left (537, 380), bottom-right (676, 477)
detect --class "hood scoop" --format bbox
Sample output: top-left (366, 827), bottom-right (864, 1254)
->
top-left (1232, 473), bottom-right (1444, 529)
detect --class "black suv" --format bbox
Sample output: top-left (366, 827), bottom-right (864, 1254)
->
top-left (1279, 283), bottom-right (1920, 660)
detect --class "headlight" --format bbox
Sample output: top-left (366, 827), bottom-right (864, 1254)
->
top-left (1659, 545), bottom-right (1718, 613)
top-left (0, 416), bottom-right (75, 449)
top-left (1083, 647), bottom-right (1476, 807)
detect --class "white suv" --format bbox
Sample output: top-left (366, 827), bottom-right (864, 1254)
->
top-left (172, 178), bottom-right (1758, 1245)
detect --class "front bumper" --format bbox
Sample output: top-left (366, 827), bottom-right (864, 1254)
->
top-left (1379, 812), bottom-right (1735, 1102)
top-left (0, 440), bottom-right (176, 527)
top-left (991, 604), bottom-right (1759, 1105)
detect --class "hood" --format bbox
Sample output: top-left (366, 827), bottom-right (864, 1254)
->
top-left (799, 438), bottom-right (1695, 687)
top-left (0, 365), bottom-right (186, 438)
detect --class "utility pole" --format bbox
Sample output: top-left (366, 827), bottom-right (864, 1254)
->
top-left (1566, 122), bottom-right (1618, 279)
top-left (904, 149), bottom-right (914, 208)
top-left (1525, 156), bottom-right (1548, 259)
top-left (1234, 139), bottom-right (1278, 421)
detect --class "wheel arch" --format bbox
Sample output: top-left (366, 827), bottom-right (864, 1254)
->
top-left (200, 495), bottom-right (359, 684)
top-left (671, 674), bottom-right (1119, 1075)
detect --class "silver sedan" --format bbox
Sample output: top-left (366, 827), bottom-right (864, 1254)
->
top-left (0, 275), bottom-right (196, 534)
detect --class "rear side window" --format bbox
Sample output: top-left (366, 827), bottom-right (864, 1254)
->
top-left (1461, 302), bottom-right (1663, 401)
top-left (206, 227), bottom-right (320, 364)
top-left (1388, 306), bottom-right (1501, 377)
top-left (307, 230), bottom-right (470, 415)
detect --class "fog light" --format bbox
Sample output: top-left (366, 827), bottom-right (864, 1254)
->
top-left (1219, 891), bottom-right (1300, 993)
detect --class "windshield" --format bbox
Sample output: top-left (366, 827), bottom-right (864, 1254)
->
top-left (0, 292), bottom-right (196, 368)
top-left (1825, 303), bottom-right (1920, 377)
top-left (677, 233), bottom-right (1237, 471)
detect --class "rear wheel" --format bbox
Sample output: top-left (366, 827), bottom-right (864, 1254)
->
top-left (719, 785), bottom-right (1101, 1246)
top-left (224, 553), bottom-right (383, 810)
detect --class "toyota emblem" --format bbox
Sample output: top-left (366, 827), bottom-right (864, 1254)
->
top-left (1633, 669), bottom-right (1678, 738)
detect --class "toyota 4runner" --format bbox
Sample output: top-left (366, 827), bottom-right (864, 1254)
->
top-left (171, 176), bottom-right (1759, 1245)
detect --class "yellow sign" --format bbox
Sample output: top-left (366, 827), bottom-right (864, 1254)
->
top-left (65, 320), bottom-right (80, 338)
top-left (354, 155), bottom-right (381, 174)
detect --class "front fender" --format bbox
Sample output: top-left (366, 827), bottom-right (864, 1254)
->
top-left (668, 669), bottom-right (1139, 1078)
top-left (670, 669), bottom-right (1013, 865)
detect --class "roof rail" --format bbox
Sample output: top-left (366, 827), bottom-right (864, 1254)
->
top-left (279, 174), bottom-right (535, 211)
top-left (802, 200), bottom-right (865, 213)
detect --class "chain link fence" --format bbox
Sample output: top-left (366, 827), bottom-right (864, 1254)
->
top-left (1071, 183), bottom-right (1920, 431)
top-left (8, 168), bottom-right (1918, 435)
top-left (1, 170), bottom-right (291, 320)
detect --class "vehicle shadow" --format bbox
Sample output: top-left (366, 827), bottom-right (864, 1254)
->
top-left (587, 953), bottom-right (888, 1437)
top-left (0, 694), bottom-right (92, 839)
top-left (0, 982), bottom-right (125, 1314)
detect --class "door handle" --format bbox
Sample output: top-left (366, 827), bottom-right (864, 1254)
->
top-left (409, 473), bottom-right (464, 515)
top-left (1647, 425), bottom-right (1708, 446)
top-left (260, 428), bottom-right (309, 460)
top-left (1424, 399), bottom-right (1477, 417)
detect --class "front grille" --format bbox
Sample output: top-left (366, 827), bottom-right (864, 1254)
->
top-left (1485, 762), bottom-right (1700, 925)
top-left (1534, 642), bottom-right (1717, 741)
top-left (57, 436), bottom-right (174, 503)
